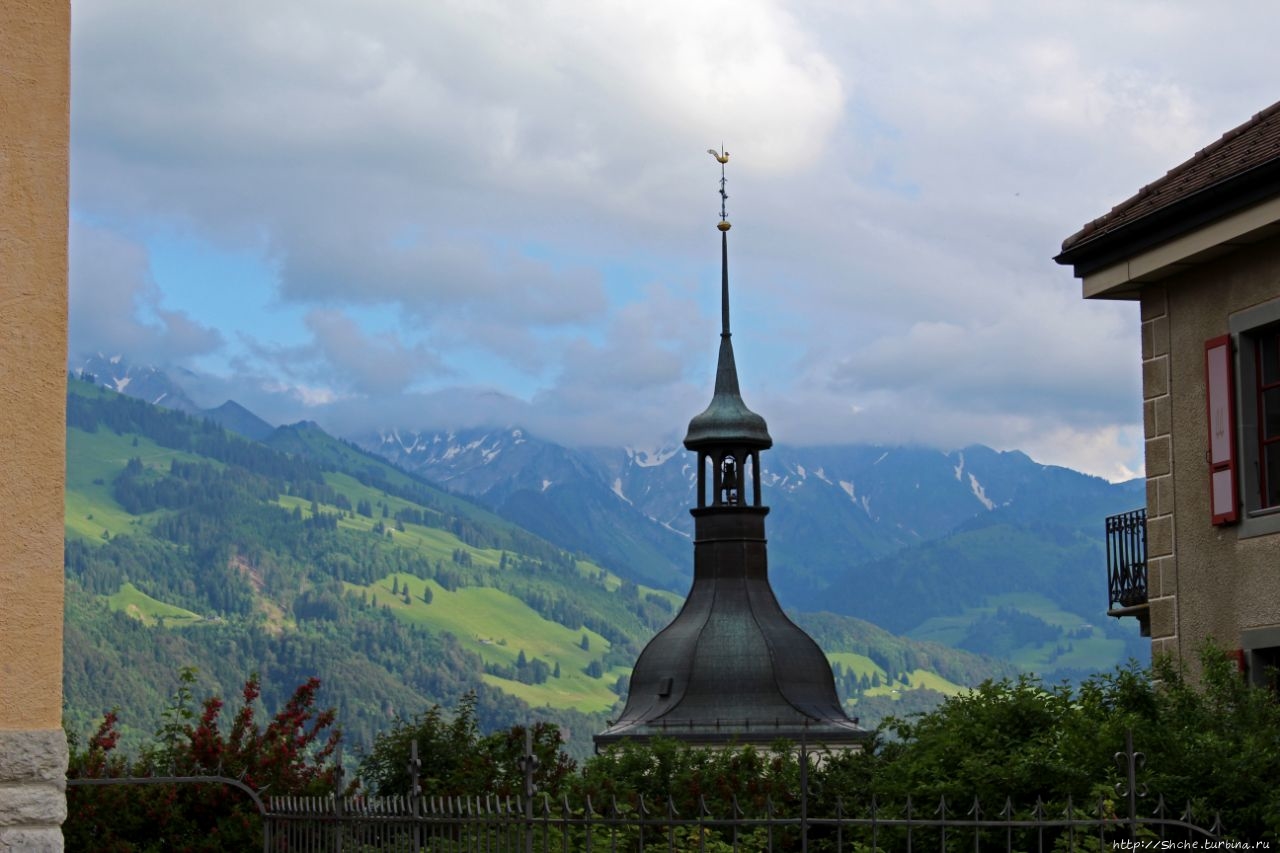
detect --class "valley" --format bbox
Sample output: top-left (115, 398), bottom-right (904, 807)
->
top-left (64, 377), bottom-right (1011, 758)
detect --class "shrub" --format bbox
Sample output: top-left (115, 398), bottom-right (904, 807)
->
top-left (66, 668), bottom-right (341, 852)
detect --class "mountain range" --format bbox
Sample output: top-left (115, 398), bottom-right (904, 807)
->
top-left (65, 356), bottom-right (1148, 750)
top-left (364, 425), bottom-right (1147, 677)
top-left (63, 370), bottom-right (1020, 759)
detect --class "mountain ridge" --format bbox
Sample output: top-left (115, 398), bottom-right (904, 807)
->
top-left (64, 376), bottom-right (1014, 758)
top-left (68, 356), bottom-right (1146, 682)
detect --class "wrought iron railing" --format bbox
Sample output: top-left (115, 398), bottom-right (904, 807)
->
top-left (1106, 508), bottom-right (1148, 611)
top-left (262, 788), bottom-right (1221, 852)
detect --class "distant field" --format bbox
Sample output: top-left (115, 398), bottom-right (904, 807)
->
top-left (908, 592), bottom-right (1130, 677)
top-left (344, 574), bottom-right (628, 713)
top-left (280, 483), bottom-right (629, 592)
top-left (827, 651), bottom-right (882, 678)
top-left (106, 582), bottom-right (204, 628)
top-left (66, 427), bottom-right (206, 542)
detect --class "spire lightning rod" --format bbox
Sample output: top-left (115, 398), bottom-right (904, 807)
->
top-left (707, 146), bottom-right (731, 337)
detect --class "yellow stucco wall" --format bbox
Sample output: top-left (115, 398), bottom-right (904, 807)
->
top-left (0, 0), bottom-right (70, 731)
top-left (1149, 236), bottom-right (1280, 675)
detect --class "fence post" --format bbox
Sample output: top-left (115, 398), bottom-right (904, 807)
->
top-left (519, 726), bottom-right (539, 853)
top-left (799, 728), bottom-right (809, 853)
top-left (1114, 728), bottom-right (1147, 840)
top-left (333, 747), bottom-right (345, 853)
top-left (409, 739), bottom-right (422, 853)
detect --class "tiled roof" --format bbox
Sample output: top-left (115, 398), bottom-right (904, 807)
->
top-left (1061, 100), bottom-right (1280, 252)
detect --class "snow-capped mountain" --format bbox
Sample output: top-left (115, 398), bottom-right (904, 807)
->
top-left (369, 427), bottom-right (692, 589)
top-left (70, 355), bottom-right (276, 441)
top-left (74, 353), bottom-right (201, 413)
top-left (360, 427), bottom-right (1143, 632)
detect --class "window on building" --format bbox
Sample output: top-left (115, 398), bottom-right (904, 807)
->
top-left (1229, 300), bottom-right (1280, 537)
top-left (1256, 326), bottom-right (1280, 508)
top-left (1242, 627), bottom-right (1280, 698)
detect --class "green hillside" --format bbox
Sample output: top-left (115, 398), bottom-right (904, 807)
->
top-left (63, 379), bottom-right (1012, 756)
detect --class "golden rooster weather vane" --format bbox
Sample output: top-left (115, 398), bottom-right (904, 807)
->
top-left (708, 146), bottom-right (730, 230)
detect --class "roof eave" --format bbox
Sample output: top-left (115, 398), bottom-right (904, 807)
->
top-left (1055, 157), bottom-right (1280, 280)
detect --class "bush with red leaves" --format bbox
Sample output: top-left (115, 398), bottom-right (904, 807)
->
top-left (67, 668), bottom-right (341, 852)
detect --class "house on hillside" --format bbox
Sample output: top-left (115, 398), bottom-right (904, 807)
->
top-left (1055, 101), bottom-right (1280, 688)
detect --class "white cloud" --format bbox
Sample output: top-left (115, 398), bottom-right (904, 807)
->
top-left (68, 0), bottom-right (1280, 477)
top-left (68, 221), bottom-right (223, 363)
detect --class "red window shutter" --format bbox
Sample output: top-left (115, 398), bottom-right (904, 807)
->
top-left (1205, 335), bottom-right (1238, 524)
top-left (1229, 648), bottom-right (1247, 675)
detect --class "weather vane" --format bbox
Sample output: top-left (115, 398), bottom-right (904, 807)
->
top-left (707, 146), bottom-right (730, 230)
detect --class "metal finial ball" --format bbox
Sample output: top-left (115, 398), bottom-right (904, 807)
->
top-left (718, 221), bottom-right (731, 231)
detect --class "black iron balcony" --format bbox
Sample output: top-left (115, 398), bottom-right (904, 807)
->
top-left (1106, 508), bottom-right (1149, 635)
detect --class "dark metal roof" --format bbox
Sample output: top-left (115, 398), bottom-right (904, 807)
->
top-left (1056, 100), bottom-right (1280, 274)
top-left (595, 510), bottom-right (867, 749)
top-left (683, 333), bottom-right (773, 450)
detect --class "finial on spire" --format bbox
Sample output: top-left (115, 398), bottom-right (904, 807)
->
top-left (707, 147), bottom-right (730, 231)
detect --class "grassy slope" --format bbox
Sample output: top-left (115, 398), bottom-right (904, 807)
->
top-left (827, 651), bottom-right (965, 700)
top-left (344, 574), bottom-right (626, 713)
top-left (106, 581), bottom-right (203, 627)
top-left (65, 427), bottom-right (207, 541)
top-left (907, 591), bottom-right (1137, 675)
top-left (67, 416), bottom-right (644, 714)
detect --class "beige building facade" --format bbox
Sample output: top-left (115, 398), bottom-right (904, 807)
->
top-left (1057, 103), bottom-right (1280, 685)
top-left (0, 1), bottom-right (71, 849)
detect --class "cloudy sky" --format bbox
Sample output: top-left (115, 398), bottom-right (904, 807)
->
top-left (69, 1), bottom-right (1280, 481)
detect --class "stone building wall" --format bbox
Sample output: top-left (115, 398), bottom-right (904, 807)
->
top-left (1140, 287), bottom-right (1178, 659)
top-left (0, 1), bottom-right (70, 850)
top-left (1151, 236), bottom-right (1280, 678)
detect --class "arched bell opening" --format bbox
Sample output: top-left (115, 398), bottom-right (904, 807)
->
top-left (694, 447), bottom-right (765, 508)
top-left (719, 453), bottom-right (741, 506)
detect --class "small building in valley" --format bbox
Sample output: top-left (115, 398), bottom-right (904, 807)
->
top-left (1055, 101), bottom-right (1280, 688)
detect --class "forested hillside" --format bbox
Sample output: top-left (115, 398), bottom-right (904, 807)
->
top-left (374, 429), bottom-right (1147, 678)
top-left (63, 379), bottom-right (1013, 757)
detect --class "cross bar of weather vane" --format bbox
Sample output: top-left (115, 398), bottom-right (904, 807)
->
top-left (708, 146), bottom-right (729, 222)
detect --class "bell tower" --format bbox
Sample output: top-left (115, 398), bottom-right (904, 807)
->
top-left (594, 151), bottom-right (867, 750)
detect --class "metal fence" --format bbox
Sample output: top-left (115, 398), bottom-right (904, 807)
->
top-left (263, 792), bottom-right (1222, 852)
top-left (69, 731), bottom-right (1223, 852)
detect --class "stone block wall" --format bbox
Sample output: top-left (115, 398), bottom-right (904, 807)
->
top-left (1141, 287), bottom-right (1178, 659)
top-left (0, 732), bottom-right (68, 852)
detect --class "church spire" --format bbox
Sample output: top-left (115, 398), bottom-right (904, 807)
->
top-left (711, 146), bottom-right (732, 337)
top-left (594, 149), bottom-right (866, 751)
top-left (684, 149), bottom-right (772, 455)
